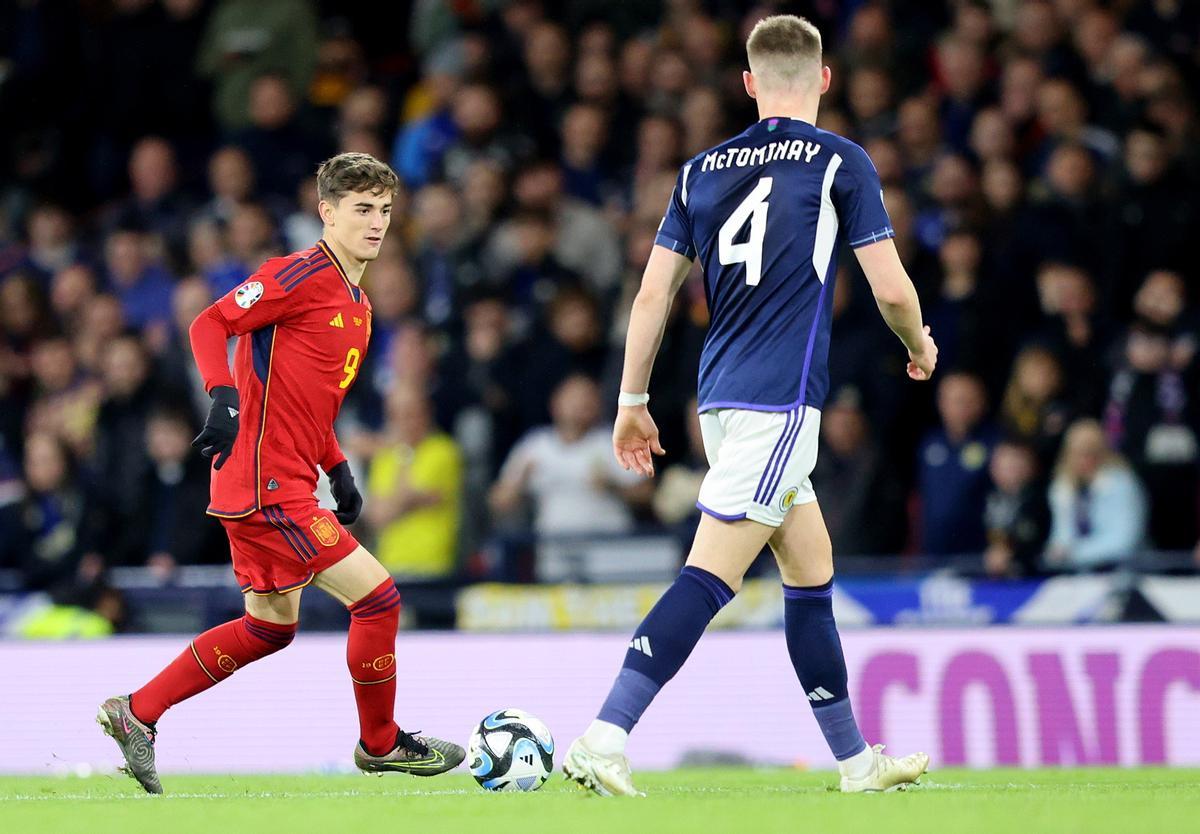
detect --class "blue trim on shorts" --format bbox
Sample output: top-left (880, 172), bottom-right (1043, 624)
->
top-left (696, 501), bottom-right (747, 522)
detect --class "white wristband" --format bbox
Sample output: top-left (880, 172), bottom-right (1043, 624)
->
top-left (618, 391), bottom-right (650, 407)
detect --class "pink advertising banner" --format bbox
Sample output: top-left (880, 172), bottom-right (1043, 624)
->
top-left (2, 626), bottom-right (1197, 774)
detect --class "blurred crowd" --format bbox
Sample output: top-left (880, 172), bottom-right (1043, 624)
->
top-left (1, 0), bottom-right (1198, 600)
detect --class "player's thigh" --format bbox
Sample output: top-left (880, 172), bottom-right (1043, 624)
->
top-left (244, 589), bottom-right (303, 624)
top-left (312, 545), bottom-right (392, 606)
top-left (685, 512), bottom-right (776, 593)
top-left (768, 500), bottom-right (834, 587)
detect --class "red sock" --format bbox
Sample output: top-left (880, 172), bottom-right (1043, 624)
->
top-left (347, 580), bottom-right (402, 756)
top-left (130, 614), bottom-right (297, 724)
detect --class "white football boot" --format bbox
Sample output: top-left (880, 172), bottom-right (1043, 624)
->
top-left (839, 744), bottom-right (930, 793)
top-left (562, 737), bottom-right (642, 796)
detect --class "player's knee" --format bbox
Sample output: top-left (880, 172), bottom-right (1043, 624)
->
top-left (239, 615), bottom-right (298, 661)
top-left (348, 579), bottom-right (401, 623)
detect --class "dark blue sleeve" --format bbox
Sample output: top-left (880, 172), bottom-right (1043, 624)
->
top-left (653, 164), bottom-right (696, 259)
top-left (833, 143), bottom-right (895, 249)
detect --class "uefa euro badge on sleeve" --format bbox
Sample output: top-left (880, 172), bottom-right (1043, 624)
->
top-left (235, 281), bottom-right (264, 308)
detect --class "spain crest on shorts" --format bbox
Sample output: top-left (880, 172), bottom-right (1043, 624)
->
top-left (310, 516), bottom-right (341, 547)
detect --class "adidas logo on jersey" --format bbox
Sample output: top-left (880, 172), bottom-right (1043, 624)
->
top-left (329, 313), bottom-right (345, 328)
top-left (807, 687), bottom-right (836, 702)
top-left (628, 636), bottom-right (653, 657)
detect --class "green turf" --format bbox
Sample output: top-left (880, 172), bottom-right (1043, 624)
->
top-left (2, 768), bottom-right (1196, 834)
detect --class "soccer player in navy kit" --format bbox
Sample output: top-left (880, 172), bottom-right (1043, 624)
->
top-left (563, 16), bottom-right (937, 794)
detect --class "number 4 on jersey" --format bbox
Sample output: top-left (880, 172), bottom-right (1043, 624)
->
top-left (718, 176), bottom-right (773, 286)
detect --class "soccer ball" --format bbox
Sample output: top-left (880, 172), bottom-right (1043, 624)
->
top-left (467, 708), bottom-right (555, 792)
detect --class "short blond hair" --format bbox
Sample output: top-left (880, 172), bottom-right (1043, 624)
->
top-left (746, 14), bottom-right (823, 90)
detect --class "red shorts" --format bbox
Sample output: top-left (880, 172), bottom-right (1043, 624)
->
top-left (220, 501), bottom-right (359, 595)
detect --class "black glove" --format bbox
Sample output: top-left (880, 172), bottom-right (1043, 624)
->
top-left (327, 460), bottom-right (362, 525)
top-left (192, 385), bottom-right (240, 471)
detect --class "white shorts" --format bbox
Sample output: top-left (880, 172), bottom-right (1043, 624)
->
top-left (697, 406), bottom-right (821, 527)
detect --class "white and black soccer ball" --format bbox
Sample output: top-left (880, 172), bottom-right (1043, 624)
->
top-left (467, 708), bottom-right (554, 792)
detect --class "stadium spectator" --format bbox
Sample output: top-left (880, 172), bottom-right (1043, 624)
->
top-left (983, 438), bottom-right (1050, 578)
top-left (1107, 124), bottom-right (1194, 316)
top-left (999, 346), bottom-right (1074, 466)
top-left (410, 183), bottom-right (484, 328)
top-left (15, 203), bottom-right (83, 284)
top-left (1103, 274), bottom-right (1199, 549)
top-left (490, 160), bottom-right (623, 298)
top-left (917, 371), bottom-right (996, 555)
top-left (90, 335), bottom-right (156, 566)
top-left (390, 44), bottom-right (464, 189)
top-left (519, 286), bottom-right (608, 428)
top-left (106, 137), bottom-right (194, 263)
top-left (199, 145), bottom-right (257, 226)
top-left (812, 387), bottom-right (906, 556)
top-left (1046, 419), bottom-right (1147, 570)
top-left (155, 276), bottom-right (212, 421)
top-left (24, 335), bottom-right (101, 459)
top-left (134, 405), bottom-right (224, 574)
top-left (48, 264), bottom-right (98, 335)
top-left (1031, 262), bottom-right (1110, 415)
top-left (18, 431), bottom-right (97, 590)
top-left (197, 0), bottom-right (319, 132)
top-left (232, 73), bottom-right (331, 200)
top-left (489, 374), bottom-right (650, 538)
top-left (102, 227), bottom-right (176, 333)
top-left (365, 383), bottom-right (463, 579)
top-left (441, 83), bottom-right (532, 185)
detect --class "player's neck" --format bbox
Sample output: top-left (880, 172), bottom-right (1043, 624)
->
top-left (321, 235), bottom-right (367, 285)
top-left (754, 97), bottom-right (819, 126)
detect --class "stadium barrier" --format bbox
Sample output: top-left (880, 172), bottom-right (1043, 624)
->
top-left (4, 626), bottom-right (1197, 774)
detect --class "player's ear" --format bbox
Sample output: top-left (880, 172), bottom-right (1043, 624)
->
top-left (318, 199), bottom-right (335, 226)
top-left (820, 65), bottom-right (831, 95)
top-left (743, 70), bottom-right (757, 100)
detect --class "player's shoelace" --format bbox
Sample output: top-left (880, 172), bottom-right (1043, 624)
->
top-left (396, 730), bottom-right (430, 757)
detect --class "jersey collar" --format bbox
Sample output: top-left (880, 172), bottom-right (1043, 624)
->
top-left (317, 239), bottom-right (361, 303)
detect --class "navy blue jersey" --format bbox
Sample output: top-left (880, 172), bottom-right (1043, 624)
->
top-left (655, 117), bottom-right (893, 412)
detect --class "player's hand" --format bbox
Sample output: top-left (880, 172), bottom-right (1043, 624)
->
top-left (192, 385), bottom-right (240, 470)
top-left (327, 460), bottom-right (363, 524)
top-left (613, 405), bottom-right (666, 478)
top-left (906, 326), bottom-right (938, 381)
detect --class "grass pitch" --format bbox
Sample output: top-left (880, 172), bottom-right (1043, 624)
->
top-left (2, 768), bottom-right (1196, 834)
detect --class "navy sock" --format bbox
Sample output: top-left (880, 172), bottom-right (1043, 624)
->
top-left (783, 579), bottom-right (867, 760)
top-left (597, 566), bottom-right (734, 732)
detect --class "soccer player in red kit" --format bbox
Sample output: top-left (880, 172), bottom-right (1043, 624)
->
top-left (97, 153), bottom-right (464, 794)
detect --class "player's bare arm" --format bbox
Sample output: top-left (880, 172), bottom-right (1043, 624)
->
top-left (854, 237), bottom-right (938, 381)
top-left (614, 244), bottom-right (693, 477)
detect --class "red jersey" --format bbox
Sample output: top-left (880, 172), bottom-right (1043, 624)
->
top-left (189, 239), bottom-right (372, 518)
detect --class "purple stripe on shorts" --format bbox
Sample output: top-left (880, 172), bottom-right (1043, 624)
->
top-left (764, 405), bottom-right (807, 504)
top-left (753, 408), bottom-right (795, 504)
top-left (695, 501), bottom-right (747, 522)
top-left (263, 507), bottom-right (311, 563)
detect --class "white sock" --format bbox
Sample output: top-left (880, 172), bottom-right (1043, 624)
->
top-left (838, 745), bottom-right (875, 780)
top-left (583, 720), bottom-right (629, 756)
